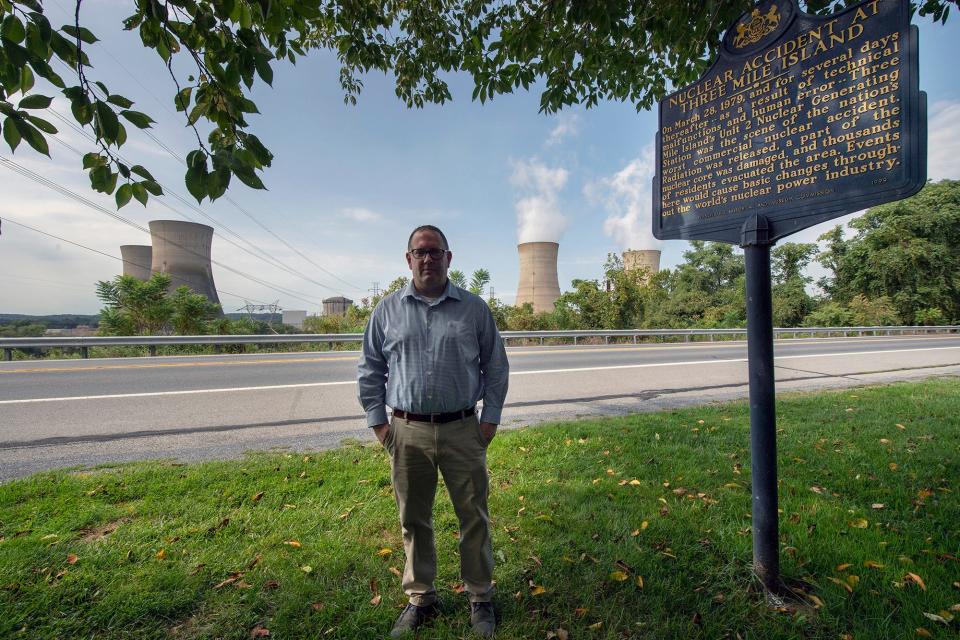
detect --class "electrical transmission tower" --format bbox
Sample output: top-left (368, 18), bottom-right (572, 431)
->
top-left (238, 300), bottom-right (282, 332)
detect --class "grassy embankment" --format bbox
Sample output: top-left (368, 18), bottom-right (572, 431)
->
top-left (1, 378), bottom-right (958, 639)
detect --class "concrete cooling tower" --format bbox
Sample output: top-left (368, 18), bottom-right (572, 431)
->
top-left (623, 249), bottom-right (661, 284)
top-left (120, 245), bottom-right (152, 281)
top-left (515, 242), bottom-right (561, 313)
top-left (149, 220), bottom-right (220, 305)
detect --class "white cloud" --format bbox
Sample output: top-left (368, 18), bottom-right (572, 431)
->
top-left (341, 207), bottom-right (383, 223)
top-left (510, 158), bottom-right (569, 244)
top-left (586, 144), bottom-right (660, 251)
top-left (927, 99), bottom-right (960, 181)
top-left (546, 112), bottom-right (581, 146)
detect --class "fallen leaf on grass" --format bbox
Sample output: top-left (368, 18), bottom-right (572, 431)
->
top-left (827, 577), bottom-right (853, 593)
top-left (389, 566), bottom-right (402, 577)
top-left (849, 518), bottom-right (869, 529)
top-left (250, 626), bottom-right (270, 638)
top-left (905, 572), bottom-right (927, 591)
top-left (155, 549), bottom-right (167, 560)
top-left (588, 622), bottom-right (603, 630)
top-left (376, 548), bottom-right (392, 557)
top-left (213, 574), bottom-right (243, 589)
top-left (636, 576), bottom-right (644, 589)
top-left (530, 585), bottom-right (547, 596)
top-left (66, 554), bottom-right (78, 565)
top-left (609, 571), bottom-right (629, 582)
top-left (846, 575), bottom-right (860, 588)
top-left (370, 594), bottom-right (382, 606)
top-left (263, 580), bottom-right (280, 589)
top-left (311, 602), bottom-right (325, 611)
top-left (251, 491), bottom-right (265, 503)
top-left (284, 540), bottom-right (302, 548)
top-left (888, 463), bottom-right (899, 471)
top-left (300, 565), bottom-right (313, 573)
top-left (896, 423), bottom-right (906, 430)
top-left (921, 612), bottom-right (950, 624)
top-left (574, 607), bottom-right (589, 617)
top-left (629, 479), bottom-right (641, 486)
top-left (808, 594), bottom-right (825, 608)
top-left (880, 438), bottom-right (891, 444)
top-left (915, 628), bottom-right (931, 637)
top-left (836, 563), bottom-right (852, 572)
top-left (247, 554), bottom-right (262, 570)
top-left (872, 503), bottom-right (886, 509)
top-left (864, 561), bottom-right (885, 569)
top-left (547, 629), bottom-right (570, 640)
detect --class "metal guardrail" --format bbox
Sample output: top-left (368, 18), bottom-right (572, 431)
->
top-left (1, 326), bottom-right (957, 360)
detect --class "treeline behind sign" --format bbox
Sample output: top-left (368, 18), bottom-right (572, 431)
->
top-left (652, 0), bottom-right (926, 244)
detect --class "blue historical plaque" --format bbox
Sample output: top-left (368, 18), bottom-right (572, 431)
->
top-left (652, 0), bottom-right (926, 243)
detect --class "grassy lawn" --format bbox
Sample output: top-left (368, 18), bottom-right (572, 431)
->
top-left (1, 378), bottom-right (958, 639)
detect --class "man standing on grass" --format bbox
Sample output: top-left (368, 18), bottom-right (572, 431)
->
top-left (358, 225), bottom-right (509, 638)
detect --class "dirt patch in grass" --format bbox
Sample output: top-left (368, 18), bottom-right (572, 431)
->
top-left (77, 517), bottom-right (131, 543)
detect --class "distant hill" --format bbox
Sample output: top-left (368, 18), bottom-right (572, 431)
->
top-left (0, 314), bottom-right (100, 328)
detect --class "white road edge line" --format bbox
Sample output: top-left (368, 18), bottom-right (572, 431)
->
top-left (2, 346), bottom-right (958, 405)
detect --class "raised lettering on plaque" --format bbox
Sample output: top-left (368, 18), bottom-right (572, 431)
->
top-left (652, 0), bottom-right (926, 243)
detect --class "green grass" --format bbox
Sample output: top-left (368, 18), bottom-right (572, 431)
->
top-left (1, 378), bottom-right (958, 639)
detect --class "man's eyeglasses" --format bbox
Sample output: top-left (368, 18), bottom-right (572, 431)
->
top-left (408, 248), bottom-right (448, 260)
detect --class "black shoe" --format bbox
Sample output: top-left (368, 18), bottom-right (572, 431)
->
top-left (470, 601), bottom-right (496, 638)
top-left (389, 602), bottom-right (438, 638)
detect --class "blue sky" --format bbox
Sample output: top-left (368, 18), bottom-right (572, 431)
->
top-left (2, 0), bottom-right (959, 315)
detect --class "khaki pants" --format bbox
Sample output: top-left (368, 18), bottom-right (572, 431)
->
top-left (384, 413), bottom-right (494, 605)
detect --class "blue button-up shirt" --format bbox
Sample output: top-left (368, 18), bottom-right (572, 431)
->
top-left (358, 280), bottom-right (509, 427)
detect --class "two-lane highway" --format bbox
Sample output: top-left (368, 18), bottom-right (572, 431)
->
top-left (2, 335), bottom-right (958, 481)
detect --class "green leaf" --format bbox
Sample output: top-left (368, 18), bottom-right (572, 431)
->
top-left (233, 165), bottom-right (265, 190)
top-left (206, 166), bottom-right (230, 200)
top-left (70, 98), bottom-right (92, 125)
top-left (104, 170), bottom-right (118, 195)
top-left (115, 122), bottom-right (127, 147)
top-left (14, 117), bottom-right (49, 156)
top-left (142, 180), bottom-right (163, 196)
top-left (82, 152), bottom-right (103, 169)
top-left (119, 110), bottom-right (154, 129)
top-left (174, 87), bottom-right (192, 112)
top-left (130, 165), bottom-right (155, 181)
top-left (24, 114), bottom-right (57, 134)
top-left (18, 93), bottom-right (52, 109)
top-left (94, 100), bottom-right (119, 141)
top-left (3, 116), bottom-right (21, 152)
top-left (89, 164), bottom-right (109, 191)
top-left (20, 65), bottom-right (34, 93)
top-left (61, 24), bottom-right (99, 45)
top-left (107, 94), bottom-right (134, 109)
top-left (185, 165), bottom-right (207, 203)
top-left (254, 54), bottom-right (273, 86)
top-left (132, 182), bottom-right (148, 206)
top-left (2, 15), bottom-right (26, 44)
top-left (115, 183), bottom-right (133, 208)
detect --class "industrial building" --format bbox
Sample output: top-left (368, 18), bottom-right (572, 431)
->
top-left (515, 241), bottom-right (561, 313)
top-left (623, 249), bottom-right (661, 284)
top-left (323, 296), bottom-right (353, 317)
top-left (119, 220), bottom-right (220, 307)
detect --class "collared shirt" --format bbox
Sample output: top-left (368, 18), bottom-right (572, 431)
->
top-left (358, 280), bottom-right (509, 427)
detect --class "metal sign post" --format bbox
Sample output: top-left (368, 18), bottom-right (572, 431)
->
top-left (651, 0), bottom-right (926, 595)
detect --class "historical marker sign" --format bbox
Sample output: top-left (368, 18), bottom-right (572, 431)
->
top-left (653, 0), bottom-right (926, 243)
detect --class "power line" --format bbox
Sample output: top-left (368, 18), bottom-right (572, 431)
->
top-left (0, 156), bottom-right (326, 307)
top-left (47, 52), bottom-right (366, 294)
top-left (0, 215), bottom-right (264, 305)
top-left (44, 110), bottom-right (346, 297)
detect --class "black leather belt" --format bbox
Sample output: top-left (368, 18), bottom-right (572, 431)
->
top-left (393, 406), bottom-right (476, 424)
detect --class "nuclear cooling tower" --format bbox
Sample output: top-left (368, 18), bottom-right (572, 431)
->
top-left (120, 245), bottom-right (152, 281)
top-left (515, 242), bottom-right (561, 313)
top-left (149, 220), bottom-right (220, 305)
top-left (623, 249), bottom-right (661, 284)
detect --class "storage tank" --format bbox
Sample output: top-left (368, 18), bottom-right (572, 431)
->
top-left (322, 296), bottom-right (353, 317)
top-left (283, 309), bottom-right (307, 329)
top-left (120, 245), bottom-right (152, 281)
top-left (623, 249), bottom-right (661, 284)
top-left (149, 220), bottom-right (220, 305)
top-left (515, 242), bottom-right (561, 313)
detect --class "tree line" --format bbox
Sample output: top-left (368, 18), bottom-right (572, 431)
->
top-left (89, 180), bottom-right (957, 337)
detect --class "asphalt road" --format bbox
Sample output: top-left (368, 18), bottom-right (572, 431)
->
top-left (2, 335), bottom-right (958, 481)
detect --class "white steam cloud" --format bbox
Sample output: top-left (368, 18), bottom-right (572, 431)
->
top-left (587, 144), bottom-right (660, 250)
top-left (511, 159), bottom-right (570, 244)
top-left (928, 100), bottom-right (960, 181)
